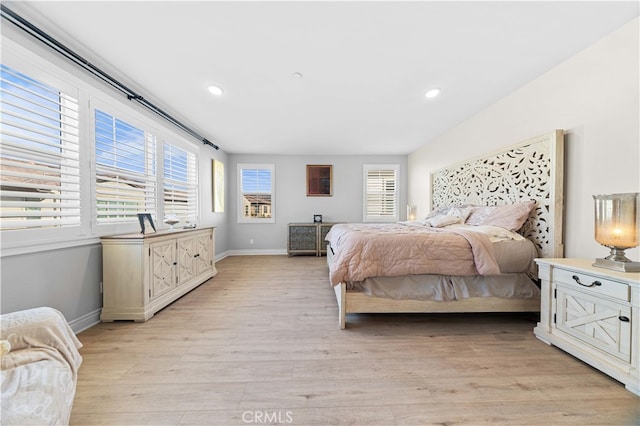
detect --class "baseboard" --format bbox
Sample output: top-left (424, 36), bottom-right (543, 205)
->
top-left (69, 308), bottom-right (101, 334)
top-left (215, 250), bottom-right (230, 262)
top-left (225, 249), bottom-right (288, 256)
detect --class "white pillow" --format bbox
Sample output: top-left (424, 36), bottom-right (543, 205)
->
top-left (424, 215), bottom-right (464, 228)
top-left (425, 206), bottom-right (473, 222)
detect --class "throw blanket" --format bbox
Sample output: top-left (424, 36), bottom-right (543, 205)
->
top-left (1, 307), bottom-right (83, 425)
top-left (326, 223), bottom-right (501, 285)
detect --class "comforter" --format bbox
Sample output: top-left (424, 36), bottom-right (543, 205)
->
top-left (325, 223), bottom-right (502, 285)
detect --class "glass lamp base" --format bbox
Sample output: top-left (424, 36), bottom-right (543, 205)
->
top-left (593, 258), bottom-right (640, 272)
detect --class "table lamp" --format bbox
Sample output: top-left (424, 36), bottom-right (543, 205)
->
top-left (593, 193), bottom-right (640, 272)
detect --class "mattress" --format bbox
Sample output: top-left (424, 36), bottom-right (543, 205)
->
top-left (346, 273), bottom-right (540, 301)
top-left (341, 238), bottom-right (540, 302)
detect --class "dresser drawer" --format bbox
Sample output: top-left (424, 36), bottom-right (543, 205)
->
top-left (554, 267), bottom-right (630, 302)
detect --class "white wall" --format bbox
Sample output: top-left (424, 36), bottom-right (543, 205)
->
top-left (227, 154), bottom-right (408, 253)
top-left (409, 18), bottom-right (640, 261)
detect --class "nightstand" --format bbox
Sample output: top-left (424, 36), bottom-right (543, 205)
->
top-left (287, 223), bottom-right (337, 256)
top-left (534, 258), bottom-right (640, 396)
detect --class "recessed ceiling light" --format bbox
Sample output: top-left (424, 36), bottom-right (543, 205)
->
top-left (208, 85), bottom-right (224, 96)
top-left (425, 88), bottom-right (440, 99)
top-left (292, 72), bottom-right (303, 79)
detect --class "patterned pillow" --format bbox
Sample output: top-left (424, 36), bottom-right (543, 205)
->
top-left (424, 215), bottom-right (464, 228)
top-left (465, 200), bottom-right (536, 231)
top-left (425, 205), bottom-right (473, 221)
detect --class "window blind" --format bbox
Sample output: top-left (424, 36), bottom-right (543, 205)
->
top-left (0, 64), bottom-right (81, 230)
top-left (95, 109), bottom-right (157, 224)
top-left (163, 142), bottom-right (197, 222)
top-left (364, 165), bottom-right (398, 222)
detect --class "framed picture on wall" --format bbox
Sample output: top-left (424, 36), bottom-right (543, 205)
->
top-left (212, 159), bottom-right (225, 212)
top-left (306, 165), bottom-right (332, 196)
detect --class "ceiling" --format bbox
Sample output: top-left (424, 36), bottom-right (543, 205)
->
top-left (4, 1), bottom-right (638, 155)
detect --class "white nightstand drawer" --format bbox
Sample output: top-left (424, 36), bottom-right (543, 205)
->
top-left (554, 267), bottom-right (630, 302)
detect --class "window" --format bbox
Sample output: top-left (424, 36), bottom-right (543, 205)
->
top-left (1, 45), bottom-right (206, 253)
top-left (163, 142), bottom-right (197, 223)
top-left (95, 109), bottom-right (157, 225)
top-left (363, 164), bottom-right (399, 222)
top-left (238, 163), bottom-right (274, 223)
top-left (0, 64), bottom-right (81, 230)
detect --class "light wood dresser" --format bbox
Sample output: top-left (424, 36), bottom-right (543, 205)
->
top-left (534, 258), bottom-right (639, 396)
top-left (100, 227), bottom-right (216, 322)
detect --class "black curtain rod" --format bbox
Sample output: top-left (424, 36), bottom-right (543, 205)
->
top-left (1, 4), bottom-right (219, 150)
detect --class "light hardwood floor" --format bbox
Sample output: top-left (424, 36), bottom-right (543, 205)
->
top-left (72, 255), bottom-right (639, 425)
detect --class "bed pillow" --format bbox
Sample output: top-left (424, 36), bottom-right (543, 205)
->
top-left (424, 214), bottom-right (464, 228)
top-left (424, 205), bottom-right (473, 228)
top-left (465, 200), bottom-right (536, 231)
top-left (424, 206), bottom-right (451, 220)
top-left (425, 205), bottom-right (473, 221)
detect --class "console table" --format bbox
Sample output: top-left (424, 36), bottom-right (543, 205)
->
top-left (100, 227), bottom-right (216, 322)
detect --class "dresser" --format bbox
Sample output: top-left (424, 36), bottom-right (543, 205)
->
top-left (534, 258), bottom-right (639, 396)
top-left (288, 223), bottom-right (336, 256)
top-left (100, 227), bottom-right (216, 322)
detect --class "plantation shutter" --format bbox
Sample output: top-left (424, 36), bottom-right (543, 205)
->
top-left (364, 164), bottom-right (399, 222)
top-left (163, 142), bottom-right (197, 222)
top-left (0, 64), bottom-right (81, 230)
top-left (95, 109), bottom-right (157, 224)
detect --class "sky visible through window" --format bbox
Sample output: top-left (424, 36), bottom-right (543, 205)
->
top-left (242, 168), bottom-right (272, 193)
top-left (1, 64), bottom-right (62, 155)
top-left (95, 109), bottom-right (146, 173)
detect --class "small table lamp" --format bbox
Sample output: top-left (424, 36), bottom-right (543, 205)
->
top-left (593, 193), bottom-right (640, 272)
top-left (407, 204), bottom-right (417, 221)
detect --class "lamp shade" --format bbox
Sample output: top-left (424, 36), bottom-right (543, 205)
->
top-left (593, 193), bottom-right (639, 249)
top-left (407, 204), bottom-right (417, 221)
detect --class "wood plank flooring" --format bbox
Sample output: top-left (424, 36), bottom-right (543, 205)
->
top-left (71, 255), bottom-right (640, 425)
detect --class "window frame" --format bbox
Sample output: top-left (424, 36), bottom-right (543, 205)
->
top-left (237, 163), bottom-right (275, 224)
top-left (363, 163), bottom-right (400, 223)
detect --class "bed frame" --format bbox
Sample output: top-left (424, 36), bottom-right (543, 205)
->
top-left (330, 130), bottom-right (565, 329)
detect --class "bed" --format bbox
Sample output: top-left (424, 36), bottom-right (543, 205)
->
top-left (326, 130), bottom-right (565, 329)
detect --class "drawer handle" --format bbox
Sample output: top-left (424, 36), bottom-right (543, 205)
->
top-left (571, 275), bottom-right (602, 287)
top-left (619, 316), bottom-right (630, 322)
top-left (194, 253), bottom-right (200, 258)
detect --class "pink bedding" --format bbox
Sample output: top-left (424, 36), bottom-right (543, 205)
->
top-left (325, 223), bottom-right (502, 286)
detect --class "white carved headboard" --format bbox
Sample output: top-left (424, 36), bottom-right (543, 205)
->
top-left (431, 130), bottom-right (564, 258)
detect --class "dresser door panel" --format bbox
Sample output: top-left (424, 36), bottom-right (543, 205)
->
top-left (177, 235), bottom-right (197, 285)
top-left (556, 285), bottom-right (631, 363)
top-left (150, 240), bottom-right (176, 299)
top-left (288, 225), bottom-right (317, 253)
top-left (195, 231), bottom-right (213, 276)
